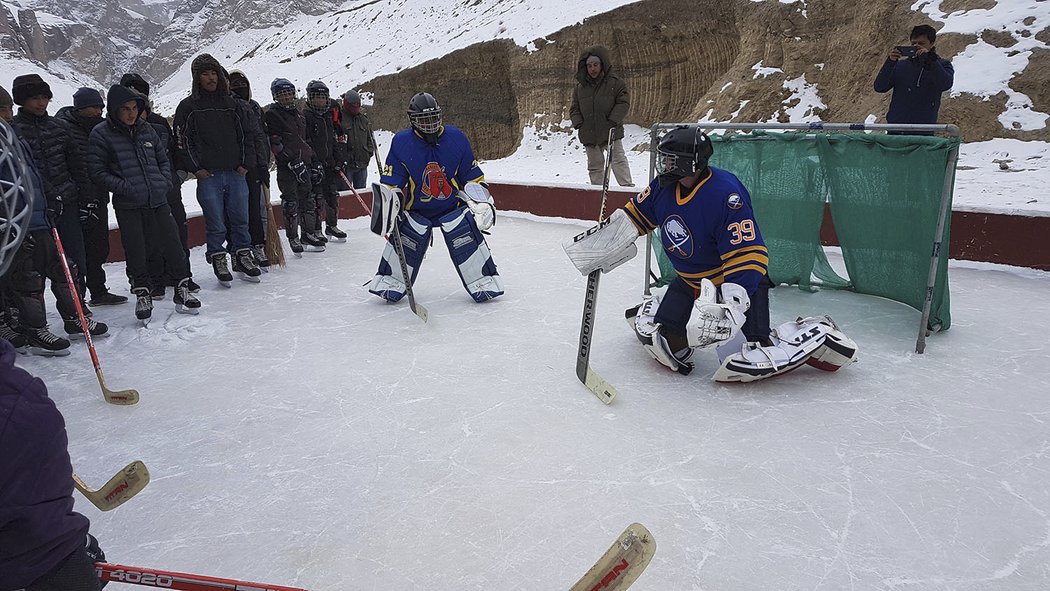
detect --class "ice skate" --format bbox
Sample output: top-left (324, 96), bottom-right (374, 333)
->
top-left (211, 252), bottom-right (234, 288)
top-left (251, 244), bottom-right (270, 273)
top-left (0, 321), bottom-right (28, 354)
top-left (301, 231), bottom-right (326, 252)
top-left (25, 327), bottom-right (71, 356)
top-left (64, 317), bottom-right (110, 339)
top-left (174, 278), bottom-right (202, 315)
top-left (232, 248), bottom-right (262, 283)
top-left (288, 236), bottom-right (304, 258)
top-left (325, 225), bottom-right (347, 242)
top-left (133, 287), bottom-right (153, 326)
top-left (89, 291), bottom-right (128, 306)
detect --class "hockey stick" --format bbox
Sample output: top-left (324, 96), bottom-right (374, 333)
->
top-left (337, 169), bottom-right (372, 215)
top-left (96, 563), bottom-right (306, 591)
top-left (262, 184), bottom-right (286, 269)
top-left (72, 460), bottom-right (150, 512)
top-left (569, 523), bottom-right (656, 591)
top-left (51, 228), bottom-right (139, 405)
top-left (370, 182), bottom-right (428, 323)
top-left (575, 128), bottom-right (619, 404)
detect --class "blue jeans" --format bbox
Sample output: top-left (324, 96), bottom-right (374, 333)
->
top-left (196, 170), bottom-right (250, 255)
top-left (348, 167), bottom-right (368, 189)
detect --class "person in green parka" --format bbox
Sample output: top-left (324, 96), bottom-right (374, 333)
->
top-left (570, 46), bottom-right (634, 187)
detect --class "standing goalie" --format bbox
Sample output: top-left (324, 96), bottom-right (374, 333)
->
top-left (565, 125), bottom-right (858, 382)
top-left (368, 92), bottom-right (503, 303)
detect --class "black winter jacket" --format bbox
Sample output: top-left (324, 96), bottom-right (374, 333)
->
top-left (55, 106), bottom-right (108, 205)
top-left (172, 73), bottom-right (255, 173)
top-left (88, 87), bottom-right (173, 210)
top-left (304, 105), bottom-right (338, 167)
top-left (12, 109), bottom-right (84, 210)
top-left (235, 96), bottom-right (271, 169)
top-left (264, 104), bottom-right (314, 166)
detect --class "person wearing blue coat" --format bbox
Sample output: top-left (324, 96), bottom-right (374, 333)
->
top-left (874, 24), bottom-right (954, 132)
top-left (88, 85), bottom-right (201, 322)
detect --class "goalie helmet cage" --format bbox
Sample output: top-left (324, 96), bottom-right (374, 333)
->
top-left (644, 122), bottom-right (961, 354)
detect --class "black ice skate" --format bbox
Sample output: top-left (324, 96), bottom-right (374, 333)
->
top-left (89, 291), bottom-right (128, 306)
top-left (232, 248), bottom-right (262, 283)
top-left (133, 288), bottom-right (153, 326)
top-left (288, 236), bottom-right (304, 257)
top-left (325, 225), bottom-right (347, 242)
top-left (64, 317), bottom-right (110, 339)
top-left (251, 245), bottom-right (270, 273)
top-left (174, 278), bottom-right (202, 314)
top-left (300, 231), bottom-right (326, 252)
top-left (25, 327), bottom-right (72, 356)
top-left (211, 252), bottom-right (234, 287)
top-left (1, 321), bottom-right (28, 354)
top-left (150, 284), bottom-right (166, 300)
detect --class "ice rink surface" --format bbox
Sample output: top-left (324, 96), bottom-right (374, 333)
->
top-left (20, 214), bottom-right (1050, 590)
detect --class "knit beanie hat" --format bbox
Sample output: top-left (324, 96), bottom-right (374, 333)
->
top-left (0, 86), bottom-right (11, 108)
top-left (119, 72), bottom-right (150, 97)
top-left (73, 87), bottom-right (105, 110)
top-left (11, 74), bottom-right (52, 105)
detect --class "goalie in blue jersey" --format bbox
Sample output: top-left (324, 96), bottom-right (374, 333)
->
top-left (565, 125), bottom-right (858, 382)
top-left (368, 92), bottom-right (503, 303)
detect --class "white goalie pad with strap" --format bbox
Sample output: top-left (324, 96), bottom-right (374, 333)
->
top-left (370, 183), bottom-right (403, 236)
top-left (713, 316), bottom-right (843, 383)
top-left (625, 288), bottom-right (695, 375)
top-left (458, 181), bottom-right (496, 231)
top-left (805, 316), bottom-right (859, 371)
top-left (564, 208), bottom-right (639, 276)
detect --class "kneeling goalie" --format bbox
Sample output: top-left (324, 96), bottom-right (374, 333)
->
top-left (368, 92), bottom-right (503, 303)
top-left (565, 125), bottom-right (857, 382)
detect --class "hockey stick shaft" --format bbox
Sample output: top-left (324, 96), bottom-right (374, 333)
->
top-left (337, 169), bottom-right (372, 215)
top-left (390, 220), bottom-right (428, 323)
top-left (96, 563), bottom-right (307, 591)
top-left (575, 128), bottom-right (619, 404)
top-left (51, 227), bottom-right (138, 405)
top-left (72, 460), bottom-right (150, 511)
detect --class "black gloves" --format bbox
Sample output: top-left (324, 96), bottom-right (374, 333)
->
top-left (309, 162), bottom-right (325, 185)
top-left (79, 200), bottom-right (101, 224)
top-left (289, 160), bottom-right (308, 184)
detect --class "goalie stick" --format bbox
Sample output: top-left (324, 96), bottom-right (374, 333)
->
top-left (96, 563), bottom-right (307, 591)
top-left (371, 183), bottom-right (428, 323)
top-left (72, 460), bottom-right (150, 512)
top-left (575, 128), bottom-right (619, 404)
top-left (569, 523), bottom-right (657, 591)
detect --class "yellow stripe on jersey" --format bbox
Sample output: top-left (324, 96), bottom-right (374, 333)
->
top-left (675, 168), bottom-right (713, 206)
top-left (624, 201), bottom-right (656, 233)
top-left (721, 252), bottom-right (770, 274)
top-left (405, 167), bottom-right (417, 210)
top-left (676, 267), bottom-right (725, 280)
top-left (721, 263), bottom-right (769, 279)
top-left (720, 244), bottom-right (768, 261)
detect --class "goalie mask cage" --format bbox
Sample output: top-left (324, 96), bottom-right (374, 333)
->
top-left (645, 122), bottom-right (961, 354)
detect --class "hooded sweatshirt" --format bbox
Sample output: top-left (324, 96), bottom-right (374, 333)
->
top-left (171, 54), bottom-right (254, 173)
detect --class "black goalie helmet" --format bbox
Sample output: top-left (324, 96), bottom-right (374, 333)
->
top-left (655, 125), bottom-right (714, 187)
top-left (407, 92), bottom-right (442, 136)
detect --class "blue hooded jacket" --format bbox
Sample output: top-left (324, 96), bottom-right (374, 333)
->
top-left (0, 339), bottom-right (90, 590)
top-left (874, 52), bottom-right (954, 125)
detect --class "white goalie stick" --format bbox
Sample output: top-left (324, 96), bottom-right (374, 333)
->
top-left (569, 523), bottom-right (657, 591)
top-left (72, 460), bottom-right (150, 512)
top-left (575, 128), bottom-right (619, 404)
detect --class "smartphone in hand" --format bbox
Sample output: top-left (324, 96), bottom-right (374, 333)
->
top-left (896, 45), bottom-right (918, 58)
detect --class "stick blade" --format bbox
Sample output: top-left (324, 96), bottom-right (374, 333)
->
top-left (582, 368), bottom-right (617, 404)
top-left (569, 523), bottom-right (656, 591)
top-left (74, 460), bottom-right (151, 512)
top-left (103, 386), bottom-right (139, 405)
top-left (411, 302), bottom-right (429, 323)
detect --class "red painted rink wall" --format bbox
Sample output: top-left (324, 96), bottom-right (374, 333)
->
top-left (105, 182), bottom-right (1050, 272)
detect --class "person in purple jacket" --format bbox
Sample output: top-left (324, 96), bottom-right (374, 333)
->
top-left (874, 24), bottom-right (955, 134)
top-left (0, 119), bottom-right (106, 591)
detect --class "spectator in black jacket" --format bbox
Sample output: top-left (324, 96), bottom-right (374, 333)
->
top-left (9, 74), bottom-right (92, 309)
top-left (228, 70), bottom-right (273, 269)
top-left (172, 54), bottom-right (261, 286)
top-left (55, 88), bottom-right (128, 307)
top-left (89, 85), bottom-right (201, 322)
top-left (120, 72), bottom-right (199, 297)
top-left (304, 80), bottom-right (343, 243)
top-left (874, 24), bottom-right (954, 134)
top-left (264, 78), bottom-right (318, 255)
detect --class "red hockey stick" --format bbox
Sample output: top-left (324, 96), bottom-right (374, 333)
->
top-left (336, 169), bottom-right (372, 215)
top-left (96, 562), bottom-right (306, 591)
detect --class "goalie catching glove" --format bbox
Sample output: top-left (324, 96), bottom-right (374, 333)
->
top-left (370, 183), bottom-right (403, 236)
top-left (458, 181), bottom-right (496, 231)
top-left (563, 208), bottom-right (639, 275)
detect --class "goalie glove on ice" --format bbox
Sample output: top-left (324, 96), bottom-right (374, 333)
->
top-left (564, 208), bottom-right (639, 275)
top-left (458, 181), bottom-right (496, 231)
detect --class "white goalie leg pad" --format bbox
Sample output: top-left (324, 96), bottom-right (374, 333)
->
top-left (713, 317), bottom-right (831, 383)
top-left (564, 208), bottom-right (639, 275)
top-left (626, 288), bottom-right (694, 375)
top-left (804, 315), bottom-right (859, 371)
top-left (459, 181), bottom-right (496, 231)
top-left (439, 207), bottom-right (504, 302)
top-left (370, 183), bottom-right (403, 236)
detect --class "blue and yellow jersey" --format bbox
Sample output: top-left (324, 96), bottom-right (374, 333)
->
top-left (380, 125), bottom-right (485, 219)
top-left (623, 166), bottom-right (768, 294)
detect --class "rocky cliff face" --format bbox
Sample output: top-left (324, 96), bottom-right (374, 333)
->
top-left (360, 0), bottom-right (1049, 159)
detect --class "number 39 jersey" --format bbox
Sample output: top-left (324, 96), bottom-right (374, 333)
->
top-left (622, 166), bottom-right (768, 295)
top-left (380, 125), bottom-right (485, 219)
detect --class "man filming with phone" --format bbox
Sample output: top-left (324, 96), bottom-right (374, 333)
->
top-left (874, 24), bottom-right (954, 134)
